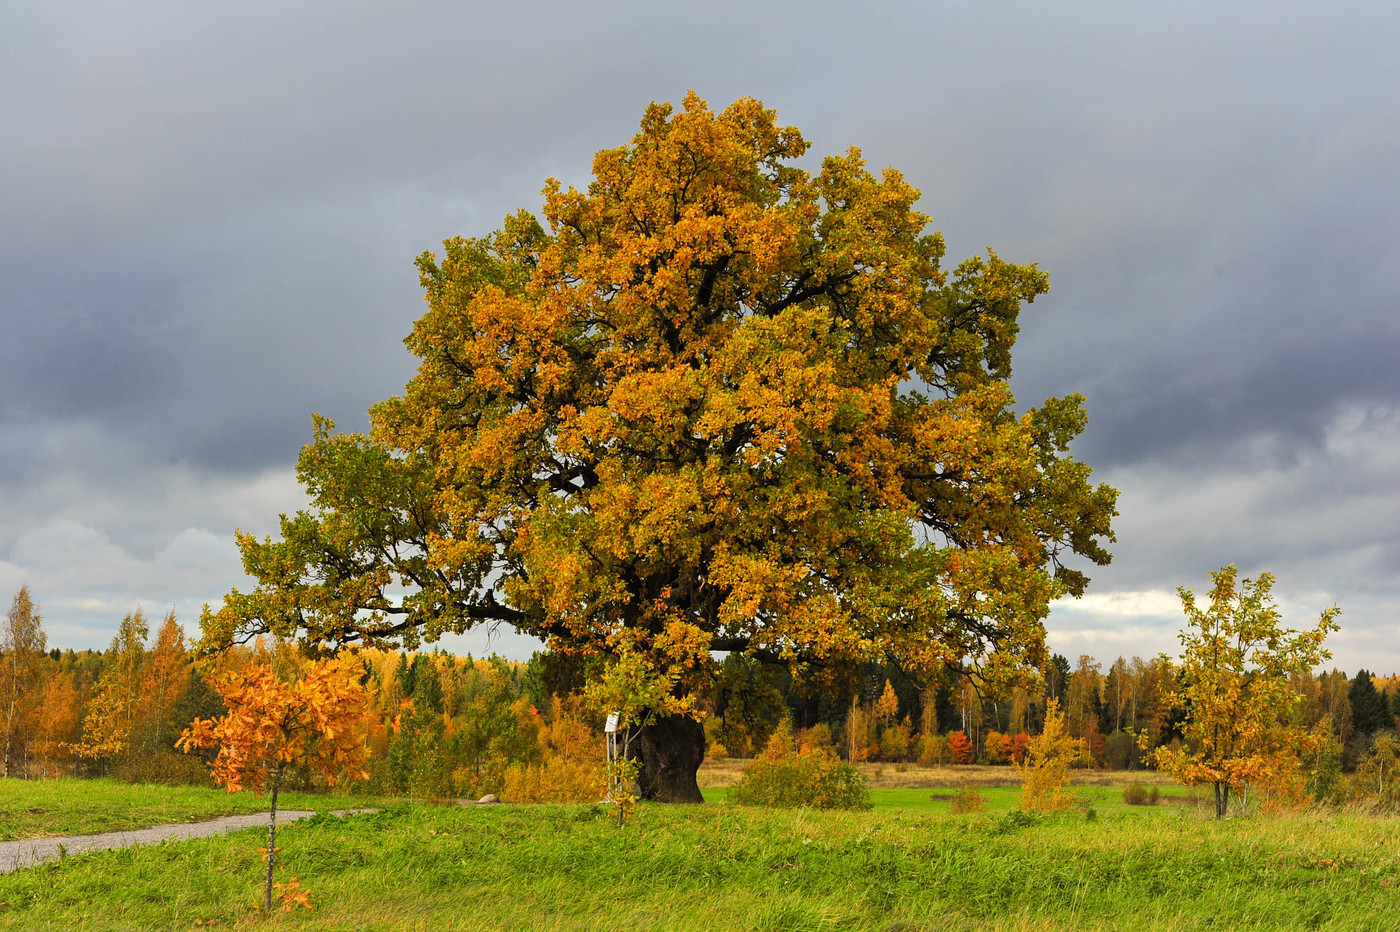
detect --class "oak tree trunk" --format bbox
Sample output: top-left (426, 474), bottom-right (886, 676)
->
top-left (634, 714), bottom-right (706, 803)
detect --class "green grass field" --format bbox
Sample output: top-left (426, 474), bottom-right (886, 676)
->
top-left (0, 778), bottom-right (382, 841)
top-left (3, 780), bottom-right (1398, 931)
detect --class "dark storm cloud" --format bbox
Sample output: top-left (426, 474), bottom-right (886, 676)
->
top-left (1022, 149), bottom-right (1400, 473)
top-left (2, 0), bottom-right (1398, 659)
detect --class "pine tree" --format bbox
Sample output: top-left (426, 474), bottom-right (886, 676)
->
top-left (1350, 670), bottom-right (1390, 737)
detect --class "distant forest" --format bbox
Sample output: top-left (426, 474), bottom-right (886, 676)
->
top-left (4, 584), bottom-right (1394, 805)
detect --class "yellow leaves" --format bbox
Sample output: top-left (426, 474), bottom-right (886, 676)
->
top-left (874, 680), bottom-right (899, 724)
top-left (205, 91), bottom-right (1118, 752)
top-left (1016, 698), bottom-right (1083, 812)
top-left (1152, 566), bottom-right (1340, 815)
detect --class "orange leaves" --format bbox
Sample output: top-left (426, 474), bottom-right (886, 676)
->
top-left (177, 655), bottom-right (371, 795)
top-left (946, 730), bottom-right (975, 765)
top-left (273, 875), bottom-right (312, 912)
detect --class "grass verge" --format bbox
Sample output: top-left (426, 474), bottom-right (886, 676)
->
top-left (0, 778), bottom-right (383, 841)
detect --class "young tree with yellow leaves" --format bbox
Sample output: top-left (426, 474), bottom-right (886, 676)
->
top-left (75, 609), bottom-right (149, 767)
top-left (3, 586), bottom-right (46, 777)
top-left (1016, 698), bottom-right (1082, 811)
top-left (178, 655), bottom-right (371, 912)
top-left (1148, 566), bottom-right (1339, 819)
top-left (199, 93), bottom-right (1117, 802)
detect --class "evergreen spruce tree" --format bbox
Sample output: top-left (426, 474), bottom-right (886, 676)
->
top-left (1350, 670), bottom-right (1390, 737)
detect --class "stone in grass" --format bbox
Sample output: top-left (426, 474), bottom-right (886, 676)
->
top-left (479, 794), bottom-right (500, 805)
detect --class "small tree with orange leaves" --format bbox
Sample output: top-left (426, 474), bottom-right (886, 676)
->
top-left (178, 654), bottom-right (371, 912)
top-left (946, 730), bottom-right (974, 764)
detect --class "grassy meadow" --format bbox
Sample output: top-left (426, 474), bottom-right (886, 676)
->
top-left (3, 772), bottom-right (1399, 931)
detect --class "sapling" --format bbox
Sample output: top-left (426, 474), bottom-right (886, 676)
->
top-left (179, 654), bottom-right (370, 911)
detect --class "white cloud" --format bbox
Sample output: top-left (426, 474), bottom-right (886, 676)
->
top-left (0, 466), bottom-right (306, 649)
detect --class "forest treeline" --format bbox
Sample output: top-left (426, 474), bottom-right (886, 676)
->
top-left (3, 585), bottom-right (1396, 804)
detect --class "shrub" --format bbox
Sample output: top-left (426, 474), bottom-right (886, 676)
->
top-left (116, 750), bottom-right (216, 787)
top-left (879, 721), bottom-right (911, 761)
top-left (1122, 784), bottom-right (1160, 806)
top-left (949, 788), bottom-right (985, 814)
top-left (730, 728), bottom-right (872, 810)
top-left (1104, 729), bottom-right (1140, 770)
top-left (503, 757), bottom-right (606, 803)
top-left (799, 723), bottom-right (836, 756)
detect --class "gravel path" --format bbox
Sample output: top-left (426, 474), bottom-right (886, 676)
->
top-left (0, 809), bottom-right (376, 874)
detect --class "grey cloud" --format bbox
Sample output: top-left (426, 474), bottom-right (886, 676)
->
top-left (2, 0), bottom-right (1398, 662)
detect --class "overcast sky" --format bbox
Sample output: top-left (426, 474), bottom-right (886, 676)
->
top-left (2, 1), bottom-right (1396, 672)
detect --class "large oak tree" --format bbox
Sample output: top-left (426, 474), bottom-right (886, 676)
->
top-left (202, 94), bottom-right (1117, 801)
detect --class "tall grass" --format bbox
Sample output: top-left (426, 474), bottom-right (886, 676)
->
top-left (4, 797), bottom-right (1400, 930)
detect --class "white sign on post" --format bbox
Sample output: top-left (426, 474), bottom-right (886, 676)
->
top-left (604, 713), bottom-right (619, 734)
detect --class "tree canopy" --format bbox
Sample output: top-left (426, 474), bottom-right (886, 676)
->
top-left (202, 93), bottom-right (1117, 799)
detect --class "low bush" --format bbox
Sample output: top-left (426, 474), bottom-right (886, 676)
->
top-left (730, 728), bottom-right (872, 810)
top-left (949, 788), bottom-right (985, 814)
top-left (1122, 784), bottom-right (1162, 806)
top-left (115, 749), bottom-right (216, 787)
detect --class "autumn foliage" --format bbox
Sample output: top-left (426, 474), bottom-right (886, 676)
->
top-left (1016, 699), bottom-right (1083, 812)
top-left (179, 655), bottom-right (371, 912)
top-left (3, 586), bottom-right (46, 777)
top-left (1149, 566), bottom-right (1338, 818)
top-left (947, 730), bottom-right (974, 764)
top-left (179, 656), bottom-right (371, 795)
top-left (201, 92), bottom-right (1118, 801)
top-left (502, 696), bottom-right (606, 803)
top-left (730, 725), bottom-right (871, 810)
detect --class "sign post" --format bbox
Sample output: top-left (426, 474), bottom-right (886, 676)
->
top-left (604, 712), bottom-right (621, 800)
